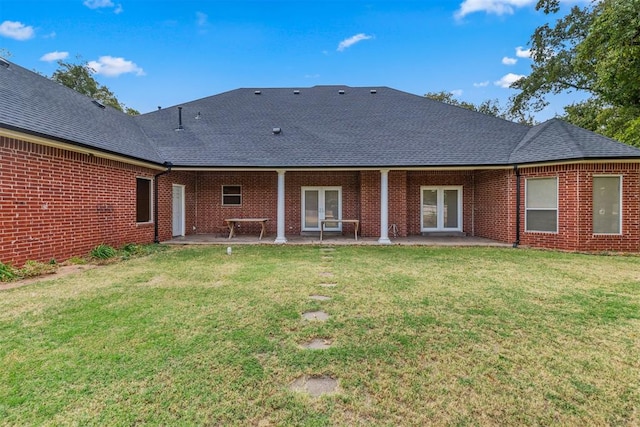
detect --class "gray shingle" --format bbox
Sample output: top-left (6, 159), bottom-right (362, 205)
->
top-left (2, 58), bottom-right (640, 169)
top-left (0, 60), bottom-right (163, 164)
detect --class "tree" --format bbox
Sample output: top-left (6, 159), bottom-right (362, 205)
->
top-left (51, 60), bottom-right (140, 115)
top-left (426, 91), bottom-right (534, 125)
top-left (510, 0), bottom-right (640, 145)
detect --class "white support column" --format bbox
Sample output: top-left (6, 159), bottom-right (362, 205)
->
top-left (274, 170), bottom-right (287, 244)
top-left (378, 169), bottom-right (392, 244)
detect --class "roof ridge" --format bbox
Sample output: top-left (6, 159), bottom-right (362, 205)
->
top-left (508, 120), bottom-right (550, 163)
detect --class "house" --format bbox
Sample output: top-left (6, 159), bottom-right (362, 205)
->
top-left (2, 58), bottom-right (640, 266)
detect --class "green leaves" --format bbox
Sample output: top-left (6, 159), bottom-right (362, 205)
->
top-left (51, 59), bottom-right (140, 115)
top-left (510, 0), bottom-right (640, 146)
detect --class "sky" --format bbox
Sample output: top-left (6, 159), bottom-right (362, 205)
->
top-left (0, 0), bottom-right (589, 119)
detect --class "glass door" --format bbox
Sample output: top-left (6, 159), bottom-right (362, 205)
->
top-left (421, 186), bottom-right (462, 232)
top-left (302, 187), bottom-right (342, 231)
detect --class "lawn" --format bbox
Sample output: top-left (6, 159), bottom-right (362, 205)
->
top-left (1, 245), bottom-right (639, 426)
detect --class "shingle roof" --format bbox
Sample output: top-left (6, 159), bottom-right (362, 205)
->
top-left (510, 119), bottom-right (640, 164)
top-left (134, 86), bottom-right (533, 167)
top-left (2, 58), bottom-right (640, 168)
top-left (0, 60), bottom-right (163, 164)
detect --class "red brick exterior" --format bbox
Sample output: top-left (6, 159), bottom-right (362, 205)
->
top-left (3, 133), bottom-right (640, 266)
top-left (1, 136), bottom-right (160, 266)
top-left (517, 163), bottom-right (640, 252)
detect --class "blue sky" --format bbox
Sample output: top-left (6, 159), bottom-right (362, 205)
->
top-left (0, 0), bottom-right (588, 119)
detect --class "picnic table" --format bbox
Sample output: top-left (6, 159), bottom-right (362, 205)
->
top-left (320, 219), bottom-right (359, 241)
top-left (225, 218), bottom-right (269, 240)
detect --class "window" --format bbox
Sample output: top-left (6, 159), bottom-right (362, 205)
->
top-left (222, 185), bottom-right (242, 206)
top-left (593, 176), bottom-right (621, 234)
top-left (136, 177), bottom-right (152, 223)
top-left (526, 177), bottom-right (557, 232)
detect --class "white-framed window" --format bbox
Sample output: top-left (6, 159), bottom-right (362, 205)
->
top-left (136, 177), bottom-right (153, 223)
top-left (420, 186), bottom-right (462, 232)
top-left (525, 177), bottom-right (557, 233)
top-left (222, 185), bottom-right (242, 206)
top-left (593, 176), bottom-right (622, 234)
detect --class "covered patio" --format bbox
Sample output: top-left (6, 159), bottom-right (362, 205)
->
top-left (163, 234), bottom-right (513, 247)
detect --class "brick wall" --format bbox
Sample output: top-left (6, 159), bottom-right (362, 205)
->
top-left (474, 169), bottom-right (514, 243)
top-left (156, 171), bottom-right (197, 242)
top-left (518, 163), bottom-right (640, 252)
top-left (406, 170), bottom-right (475, 236)
top-left (195, 171), bottom-right (278, 236)
top-left (7, 137), bottom-right (637, 266)
top-left (0, 136), bottom-right (163, 266)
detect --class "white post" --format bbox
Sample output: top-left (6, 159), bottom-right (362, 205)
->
top-left (378, 169), bottom-right (392, 244)
top-left (274, 170), bottom-right (287, 244)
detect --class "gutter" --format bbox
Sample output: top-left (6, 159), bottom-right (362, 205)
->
top-left (154, 161), bottom-right (173, 244)
top-left (513, 165), bottom-right (521, 248)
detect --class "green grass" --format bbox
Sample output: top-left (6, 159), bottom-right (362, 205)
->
top-left (1, 246), bottom-right (639, 426)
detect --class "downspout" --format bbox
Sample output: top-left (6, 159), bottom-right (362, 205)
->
top-left (513, 165), bottom-right (521, 248)
top-left (154, 161), bottom-right (173, 244)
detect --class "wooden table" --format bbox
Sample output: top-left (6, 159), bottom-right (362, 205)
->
top-left (320, 219), bottom-right (359, 242)
top-left (225, 218), bottom-right (269, 240)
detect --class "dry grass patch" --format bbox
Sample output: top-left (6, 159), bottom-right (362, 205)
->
top-left (1, 245), bottom-right (639, 425)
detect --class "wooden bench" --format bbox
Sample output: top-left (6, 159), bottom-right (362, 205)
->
top-left (225, 218), bottom-right (269, 240)
top-left (320, 219), bottom-right (359, 242)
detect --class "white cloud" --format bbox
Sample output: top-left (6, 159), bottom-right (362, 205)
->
top-left (502, 56), bottom-right (517, 65)
top-left (451, 89), bottom-right (464, 96)
top-left (40, 51), bottom-right (69, 62)
top-left (87, 56), bottom-right (145, 77)
top-left (196, 12), bottom-right (208, 26)
top-left (304, 74), bottom-right (320, 79)
top-left (84, 0), bottom-right (122, 13)
top-left (494, 73), bottom-right (525, 88)
top-left (0, 21), bottom-right (35, 40)
top-left (515, 46), bottom-right (532, 58)
top-left (473, 81), bottom-right (490, 87)
top-left (337, 33), bottom-right (373, 52)
top-left (83, 0), bottom-right (114, 9)
top-left (455, 0), bottom-right (535, 19)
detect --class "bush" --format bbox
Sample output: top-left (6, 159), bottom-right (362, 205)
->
top-left (18, 260), bottom-right (58, 278)
top-left (0, 262), bottom-right (16, 282)
top-left (91, 244), bottom-right (117, 260)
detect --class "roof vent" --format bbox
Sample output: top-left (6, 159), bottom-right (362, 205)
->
top-left (338, 89), bottom-right (345, 95)
top-left (272, 127), bottom-right (282, 134)
top-left (195, 112), bottom-right (201, 120)
top-left (91, 99), bottom-right (106, 109)
top-left (370, 89), bottom-right (377, 94)
top-left (254, 90), bottom-right (262, 95)
top-left (293, 90), bottom-right (300, 95)
top-left (175, 106), bottom-right (184, 131)
top-left (0, 58), bottom-right (9, 69)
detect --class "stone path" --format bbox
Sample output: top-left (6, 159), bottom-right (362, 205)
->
top-left (289, 245), bottom-right (340, 397)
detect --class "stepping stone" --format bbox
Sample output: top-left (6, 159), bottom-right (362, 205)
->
top-left (302, 310), bottom-right (329, 321)
top-left (309, 295), bottom-right (331, 301)
top-left (290, 375), bottom-right (338, 397)
top-left (319, 271), bottom-right (334, 277)
top-left (300, 338), bottom-right (333, 350)
top-left (320, 248), bottom-right (335, 252)
top-left (318, 283), bottom-right (337, 288)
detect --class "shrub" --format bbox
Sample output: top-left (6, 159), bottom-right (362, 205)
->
top-left (0, 262), bottom-right (16, 282)
top-left (91, 244), bottom-right (117, 260)
top-left (18, 260), bottom-right (58, 278)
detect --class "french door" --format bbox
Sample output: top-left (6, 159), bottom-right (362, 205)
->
top-left (421, 186), bottom-right (462, 232)
top-left (302, 187), bottom-right (342, 231)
